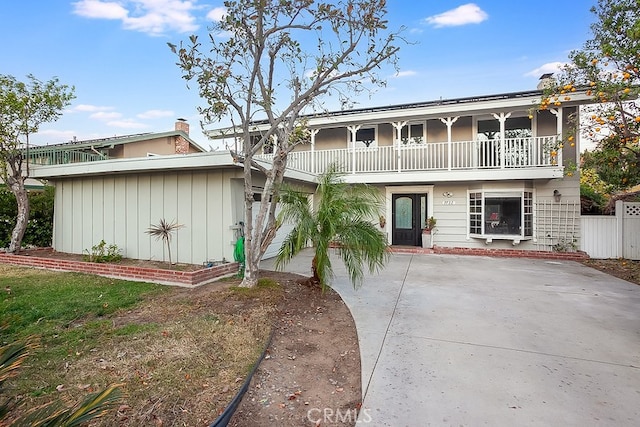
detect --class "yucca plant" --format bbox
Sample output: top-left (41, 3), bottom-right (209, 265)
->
top-left (1, 338), bottom-right (122, 426)
top-left (146, 218), bottom-right (184, 265)
top-left (1, 340), bottom-right (33, 420)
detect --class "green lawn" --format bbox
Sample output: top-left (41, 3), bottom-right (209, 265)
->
top-left (0, 264), bottom-right (276, 426)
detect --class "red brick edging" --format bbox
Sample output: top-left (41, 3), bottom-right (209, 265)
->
top-left (390, 246), bottom-right (590, 261)
top-left (0, 252), bottom-right (239, 287)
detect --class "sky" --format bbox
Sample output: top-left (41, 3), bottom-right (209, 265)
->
top-left (1, 0), bottom-right (597, 149)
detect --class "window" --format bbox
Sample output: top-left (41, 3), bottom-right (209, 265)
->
top-left (400, 122), bottom-right (425, 144)
top-left (468, 190), bottom-right (533, 238)
top-left (352, 126), bottom-right (377, 148)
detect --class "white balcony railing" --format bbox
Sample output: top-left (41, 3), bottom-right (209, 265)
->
top-left (258, 136), bottom-right (561, 175)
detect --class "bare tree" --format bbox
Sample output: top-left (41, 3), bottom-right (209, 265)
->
top-left (170, 0), bottom-right (402, 287)
top-left (0, 74), bottom-right (74, 253)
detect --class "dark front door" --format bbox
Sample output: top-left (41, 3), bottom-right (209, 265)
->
top-left (392, 194), bottom-right (427, 246)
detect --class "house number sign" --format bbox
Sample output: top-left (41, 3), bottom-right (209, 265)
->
top-left (442, 200), bottom-right (456, 205)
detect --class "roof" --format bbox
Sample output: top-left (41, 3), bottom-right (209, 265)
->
top-left (205, 88), bottom-right (593, 139)
top-left (29, 151), bottom-right (317, 184)
top-left (28, 130), bottom-right (207, 153)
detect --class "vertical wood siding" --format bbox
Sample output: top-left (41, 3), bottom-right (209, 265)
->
top-left (52, 170), bottom-right (243, 265)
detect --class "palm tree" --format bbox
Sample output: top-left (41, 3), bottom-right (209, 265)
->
top-left (275, 165), bottom-right (389, 291)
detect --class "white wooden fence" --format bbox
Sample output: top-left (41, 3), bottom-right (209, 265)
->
top-left (580, 201), bottom-right (640, 259)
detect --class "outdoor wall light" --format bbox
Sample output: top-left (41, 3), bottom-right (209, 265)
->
top-left (553, 189), bottom-right (562, 202)
top-left (443, 191), bottom-right (453, 198)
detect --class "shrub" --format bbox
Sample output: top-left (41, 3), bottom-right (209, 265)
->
top-left (83, 240), bottom-right (123, 263)
top-left (0, 186), bottom-right (54, 248)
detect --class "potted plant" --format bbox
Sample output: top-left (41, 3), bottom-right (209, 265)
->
top-left (422, 216), bottom-right (436, 248)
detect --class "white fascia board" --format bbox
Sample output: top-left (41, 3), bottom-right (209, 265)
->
top-left (342, 168), bottom-right (565, 184)
top-left (30, 151), bottom-right (239, 179)
top-left (30, 151), bottom-right (318, 183)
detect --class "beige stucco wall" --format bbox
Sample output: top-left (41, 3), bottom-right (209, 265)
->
top-left (52, 168), bottom-right (245, 265)
top-left (122, 137), bottom-right (176, 157)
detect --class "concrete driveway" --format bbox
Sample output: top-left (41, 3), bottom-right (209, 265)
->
top-left (262, 251), bottom-right (640, 426)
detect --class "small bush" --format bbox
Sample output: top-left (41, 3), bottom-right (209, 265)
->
top-left (83, 240), bottom-right (123, 263)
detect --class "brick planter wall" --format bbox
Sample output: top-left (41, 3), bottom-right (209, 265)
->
top-left (389, 246), bottom-right (589, 261)
top-left (0, 253), bottom-right (239, 287)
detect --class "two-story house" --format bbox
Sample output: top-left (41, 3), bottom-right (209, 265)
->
top-left (211, 84), bottom-right (587, 253)
top-left (29, 85), bottom-right (588, 264)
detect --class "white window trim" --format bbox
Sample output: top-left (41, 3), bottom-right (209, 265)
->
top-left (400, 121), bottom-right (426, 145)
top-left (350, 125), bottom-right (378, 149)
top-left (467, 189), bottom-right (534, 243)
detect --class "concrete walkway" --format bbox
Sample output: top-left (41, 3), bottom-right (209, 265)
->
top-left (262, 251), bottom-right (640, 426)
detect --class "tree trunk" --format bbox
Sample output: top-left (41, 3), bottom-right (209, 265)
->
top-left (240, 147), bottom-right (289, 288)
top-left (7, 177), bottom-right (29, 253)
top-left (311, 254), bottom-right (321, 284)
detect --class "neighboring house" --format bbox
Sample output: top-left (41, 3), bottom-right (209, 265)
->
top-left (28, 118), bottom-right (205, 165)
top-left (1, 119), bottom-right (205, 189)
top-left (30, 83), bottom-right (591, 264)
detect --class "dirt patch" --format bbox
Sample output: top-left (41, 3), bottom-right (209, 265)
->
top-left (583, 258), bottom-right (640, 286)
top-left (229, 277), bottom-right (361, 427)
top-left (18, 247), bottom-right (204, 271)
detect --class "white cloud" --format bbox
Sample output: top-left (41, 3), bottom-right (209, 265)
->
top-left (90, 111), bottom-right (123, 120)
top-left (206, 6), bottom-right (226, 22)
top-left (525, 62), bottom-right (566, 78)
top-left (72, 0), bottom-right (128, 19)
top-left (72, 0), bottom-right (199, 35)
top-left (107, 119), bottom-right (149, 129)
top-left (72, 104), bottom-right (115, 112)
top-left (137, 109), bottom-right (174, 119)
top-left (424, 3), bottom-right (488, 28)
top-left (393, 70), bottom-right (418, 78)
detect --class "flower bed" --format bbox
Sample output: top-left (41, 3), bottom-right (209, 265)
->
top-left (0, 251), bottom-right (239, 287)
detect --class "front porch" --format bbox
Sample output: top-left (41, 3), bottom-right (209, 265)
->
top-left (259, 136), bottom-right (563, 178)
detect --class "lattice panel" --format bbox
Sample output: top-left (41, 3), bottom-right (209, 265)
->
top-left (624, 203), bottom-right (640, 218)
top-left (535, 200), bottom-right (580, 251)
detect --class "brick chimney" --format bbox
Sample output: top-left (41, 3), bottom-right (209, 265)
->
top-left (175, 118), bottom-right (190, 154)
top-left (175, 118), bottom-right (189, 135)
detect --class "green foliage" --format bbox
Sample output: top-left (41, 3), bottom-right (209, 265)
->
top-left (540, 0), bottom-right (640, 191)
top-left (169, 0), bottom-right (402, 286)
top-left (0, 74), bottom-right (74, 253)
top-left (82, 240), bottom-right (122, 263)
top-left (0, 186), bottom-right (54, 248)
top-left (276, 165), bottom-right (389, 291)
top-left (583, 145), bottom-right (639, 191)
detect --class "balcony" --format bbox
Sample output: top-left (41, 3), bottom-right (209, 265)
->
top-left (26, 148), bottom-right (107, 166)
top-left (257, 136), bottom-right (562, 181)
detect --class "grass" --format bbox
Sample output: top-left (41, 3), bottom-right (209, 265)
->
top-left (0, 264), bottom-right (280, 426)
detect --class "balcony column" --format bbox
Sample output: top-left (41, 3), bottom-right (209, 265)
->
top-left (550, 108), bottom-right (563, 166)
top-left (440, 116), bottom-right (459, 171)
top-left (347, 125), bottom-right (361, 174)
top-left (309, 128), bottom-right (319, 174)
top-left (491, 112), bottom-right (511, 168)
top-left (391, 121), bottom-right (407, 172)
